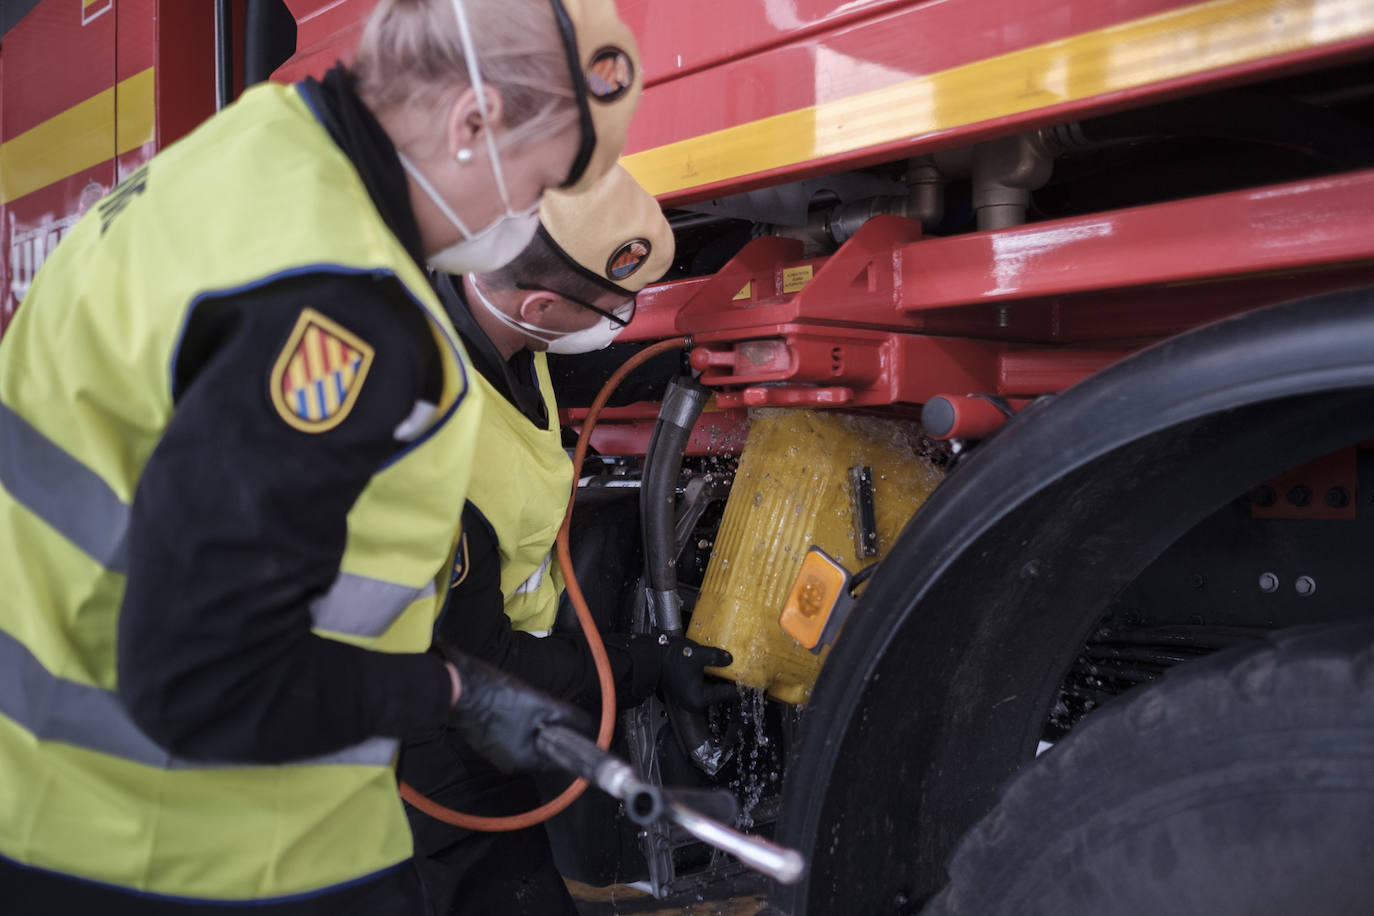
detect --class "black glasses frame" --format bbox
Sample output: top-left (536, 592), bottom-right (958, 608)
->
top-left (515, 282), bottom-right (635, 328)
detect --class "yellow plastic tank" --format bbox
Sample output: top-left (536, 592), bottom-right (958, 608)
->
top-left (686, 408), bottom-right (943, 704)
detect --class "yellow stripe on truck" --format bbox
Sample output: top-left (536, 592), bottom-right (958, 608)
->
top-left (623, 0), bottom-right (1374, 198)
top-left (0, 67), bottom-right (155, 205)
top-left (115, 68), bottom-right (156, 159)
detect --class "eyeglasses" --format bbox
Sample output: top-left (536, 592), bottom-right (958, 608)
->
top-left (516, 283), bottom-right (636, 328)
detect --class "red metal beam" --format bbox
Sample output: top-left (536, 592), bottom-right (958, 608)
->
top-left (904, 169), bottom-right (1374, 312)
top-left (562, 404), bottom-right (752, 458)
top-left (624, 169), bottom-right (1374, 347)
top-left (607, 170), bottom-right (1374, 418)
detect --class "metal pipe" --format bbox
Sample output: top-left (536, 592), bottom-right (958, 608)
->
top-left (536, 725), bottom-right (806, 884)
top-left (971, 134), bottom-right (1053, 231)
top-left (666, 796), bottom-right (806, 885)
top-left (536, 725), bottom-right (663, 826)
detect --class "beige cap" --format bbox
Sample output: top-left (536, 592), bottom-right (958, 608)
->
top-left (541, 164), bottom-right (674, 294)
top-left (557, 0), bottom-right (642, 193)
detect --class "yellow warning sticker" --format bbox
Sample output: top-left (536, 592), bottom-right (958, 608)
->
top-left (782, 265), bottom-right (814, 293)
top-left (733, 281), bottom-right (753, 301)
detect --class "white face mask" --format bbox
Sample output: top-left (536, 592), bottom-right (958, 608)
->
top-left (398, 0), bottom-right (543, 275)
top-left (468, 274), bottom-right (632, 354)
top-left (545, 313), bottom-right (626, 354)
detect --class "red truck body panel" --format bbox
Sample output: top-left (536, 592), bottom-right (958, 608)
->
top-left (4, 0), bottom-right (1374, 439)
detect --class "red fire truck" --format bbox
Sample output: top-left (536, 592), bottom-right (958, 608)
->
top-left (4, 1), bottom-right (1374, 912)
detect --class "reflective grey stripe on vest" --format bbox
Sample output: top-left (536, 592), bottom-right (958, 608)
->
top-left (0, 629), bottom-right (397, 769)
top-left (310, 572), bottom-right (436, 638)
top-left (0, 401), bottom-right (130, 573)
top-left (1, 401), bottom-right (431, 640)
top-left (513, 554), bottom-right (552, 596)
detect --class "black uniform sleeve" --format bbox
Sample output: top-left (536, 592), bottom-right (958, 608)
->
top-left (434, 506), bottom-right (662, 712)
top-left (117, 271), bottom-right (453, 763)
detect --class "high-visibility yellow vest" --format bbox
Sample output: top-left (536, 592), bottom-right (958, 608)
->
top-left (465, 352), bottom-right (573, 634)
top-left (0, 83), bottom-right (481, 901)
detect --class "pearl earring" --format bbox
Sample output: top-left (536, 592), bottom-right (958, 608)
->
top-left (456, 148), bottom-right (474, 164)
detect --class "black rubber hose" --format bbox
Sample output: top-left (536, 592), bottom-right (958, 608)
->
top-left (1071, 91), bottom-right (1374, 170)
top-left (243, 0), bottom-right (298, 88)
top-left (214, 0), bottom-right (234, 111)
top-left (641, 377), bottom-right (711, 617)
top-left (639, 377), bottom-right (726, 773)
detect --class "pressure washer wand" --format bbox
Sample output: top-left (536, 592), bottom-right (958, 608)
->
top-left (534, 725), bottom-right (806, 885)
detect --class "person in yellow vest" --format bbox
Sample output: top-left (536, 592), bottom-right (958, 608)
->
top-left (401, 166), bottom-right (737, 914)
top-left (0, 1), bottom-right (643, 913)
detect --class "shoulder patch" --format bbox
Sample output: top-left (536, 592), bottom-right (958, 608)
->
top-left (270, 308), bottom-right (375, 433)
top-left (449, 532), bottom-right (470, 590)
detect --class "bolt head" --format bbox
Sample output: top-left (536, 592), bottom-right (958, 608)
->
top-left (1258, 572), bottom-right (1279, 593)
top-left (1324, 486), bottom-right (1350, 508)
top-left (1286, 485), bottom-right (1312, 508)
top-left (1294, 575), bottom-right (1317, 597)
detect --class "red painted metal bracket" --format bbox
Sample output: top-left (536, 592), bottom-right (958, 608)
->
top-left (598, 169), bottom-right (1374, 448)
top-left (626, 169), bottom-right (1374, 350)
top-left (561, 403), bottom-right (751, 458)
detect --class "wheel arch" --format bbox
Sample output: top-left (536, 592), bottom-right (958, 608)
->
top-left (774, 288), bottom-right (1374, 914)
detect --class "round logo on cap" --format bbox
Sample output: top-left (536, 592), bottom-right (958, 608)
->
top-left (607, 239), bottom-right (651, 282)
top-left (586, 47), bottom-right (634, 103)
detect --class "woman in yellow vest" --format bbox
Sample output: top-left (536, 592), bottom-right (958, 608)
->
top-left (408, 166), bottom-right (737, 914)
top-left (0, 1), bottom-right (642, 913)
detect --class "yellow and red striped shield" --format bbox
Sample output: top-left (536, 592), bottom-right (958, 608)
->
top-left (269, 309), bottom-right (375, 433)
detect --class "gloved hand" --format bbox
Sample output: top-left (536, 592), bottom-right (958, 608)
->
top-left (657, 635), bottom-right (737, 711)
top-left (444, 650), bottom-right (594, 774)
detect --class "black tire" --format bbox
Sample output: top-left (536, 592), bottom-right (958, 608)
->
top-left (923, 622), bottom-right (1374, 916)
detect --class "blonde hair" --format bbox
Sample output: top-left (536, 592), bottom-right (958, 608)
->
top-left (355, 0), bottom-right (578, 148)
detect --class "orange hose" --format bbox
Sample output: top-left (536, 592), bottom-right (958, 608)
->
top-left (399, 337), bottom-right (691, 831)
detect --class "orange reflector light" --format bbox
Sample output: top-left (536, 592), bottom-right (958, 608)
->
top-left (779, 547), bottom-right (852, 651)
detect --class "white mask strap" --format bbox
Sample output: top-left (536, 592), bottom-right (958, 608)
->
top-left (398, 152), bottom-right (475, 239)
top-left (467, 274), bottom-right (562, 344)
top-left (450, 0), bottom-right (521, 215)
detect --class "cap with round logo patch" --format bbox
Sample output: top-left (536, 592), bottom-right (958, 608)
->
top-left (540, 165), bottom-right (674, 295)
top-left (550, 0), bottom-right (643, 194)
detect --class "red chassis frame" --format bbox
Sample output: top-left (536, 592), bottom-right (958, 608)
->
top-left (569, 167), bottom-right (1374, 452)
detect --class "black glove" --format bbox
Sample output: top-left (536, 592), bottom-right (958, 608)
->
top-left (444, 650), bottom-right (594, 774)
top-left (658, 636), bottom-right (737, 711)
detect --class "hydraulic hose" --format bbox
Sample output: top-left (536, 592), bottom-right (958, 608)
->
top-left (642, 377), bottom-right (713, 634)
top-left (639, 376), bottom-right (729, 774)
top-left (399, 337), bottom-right (689, 831)
top-left (1047, 91), bottom-right (1374, 169)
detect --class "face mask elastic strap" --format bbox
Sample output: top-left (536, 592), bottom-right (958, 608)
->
top-left (450, 0), bottom-right (522, 215)
top-left (398, 152), bottom-right (475, 238)
top-left (547, 0), bottom-right (595, 188)
top-left (468, 274), bottom-right (564, 345)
